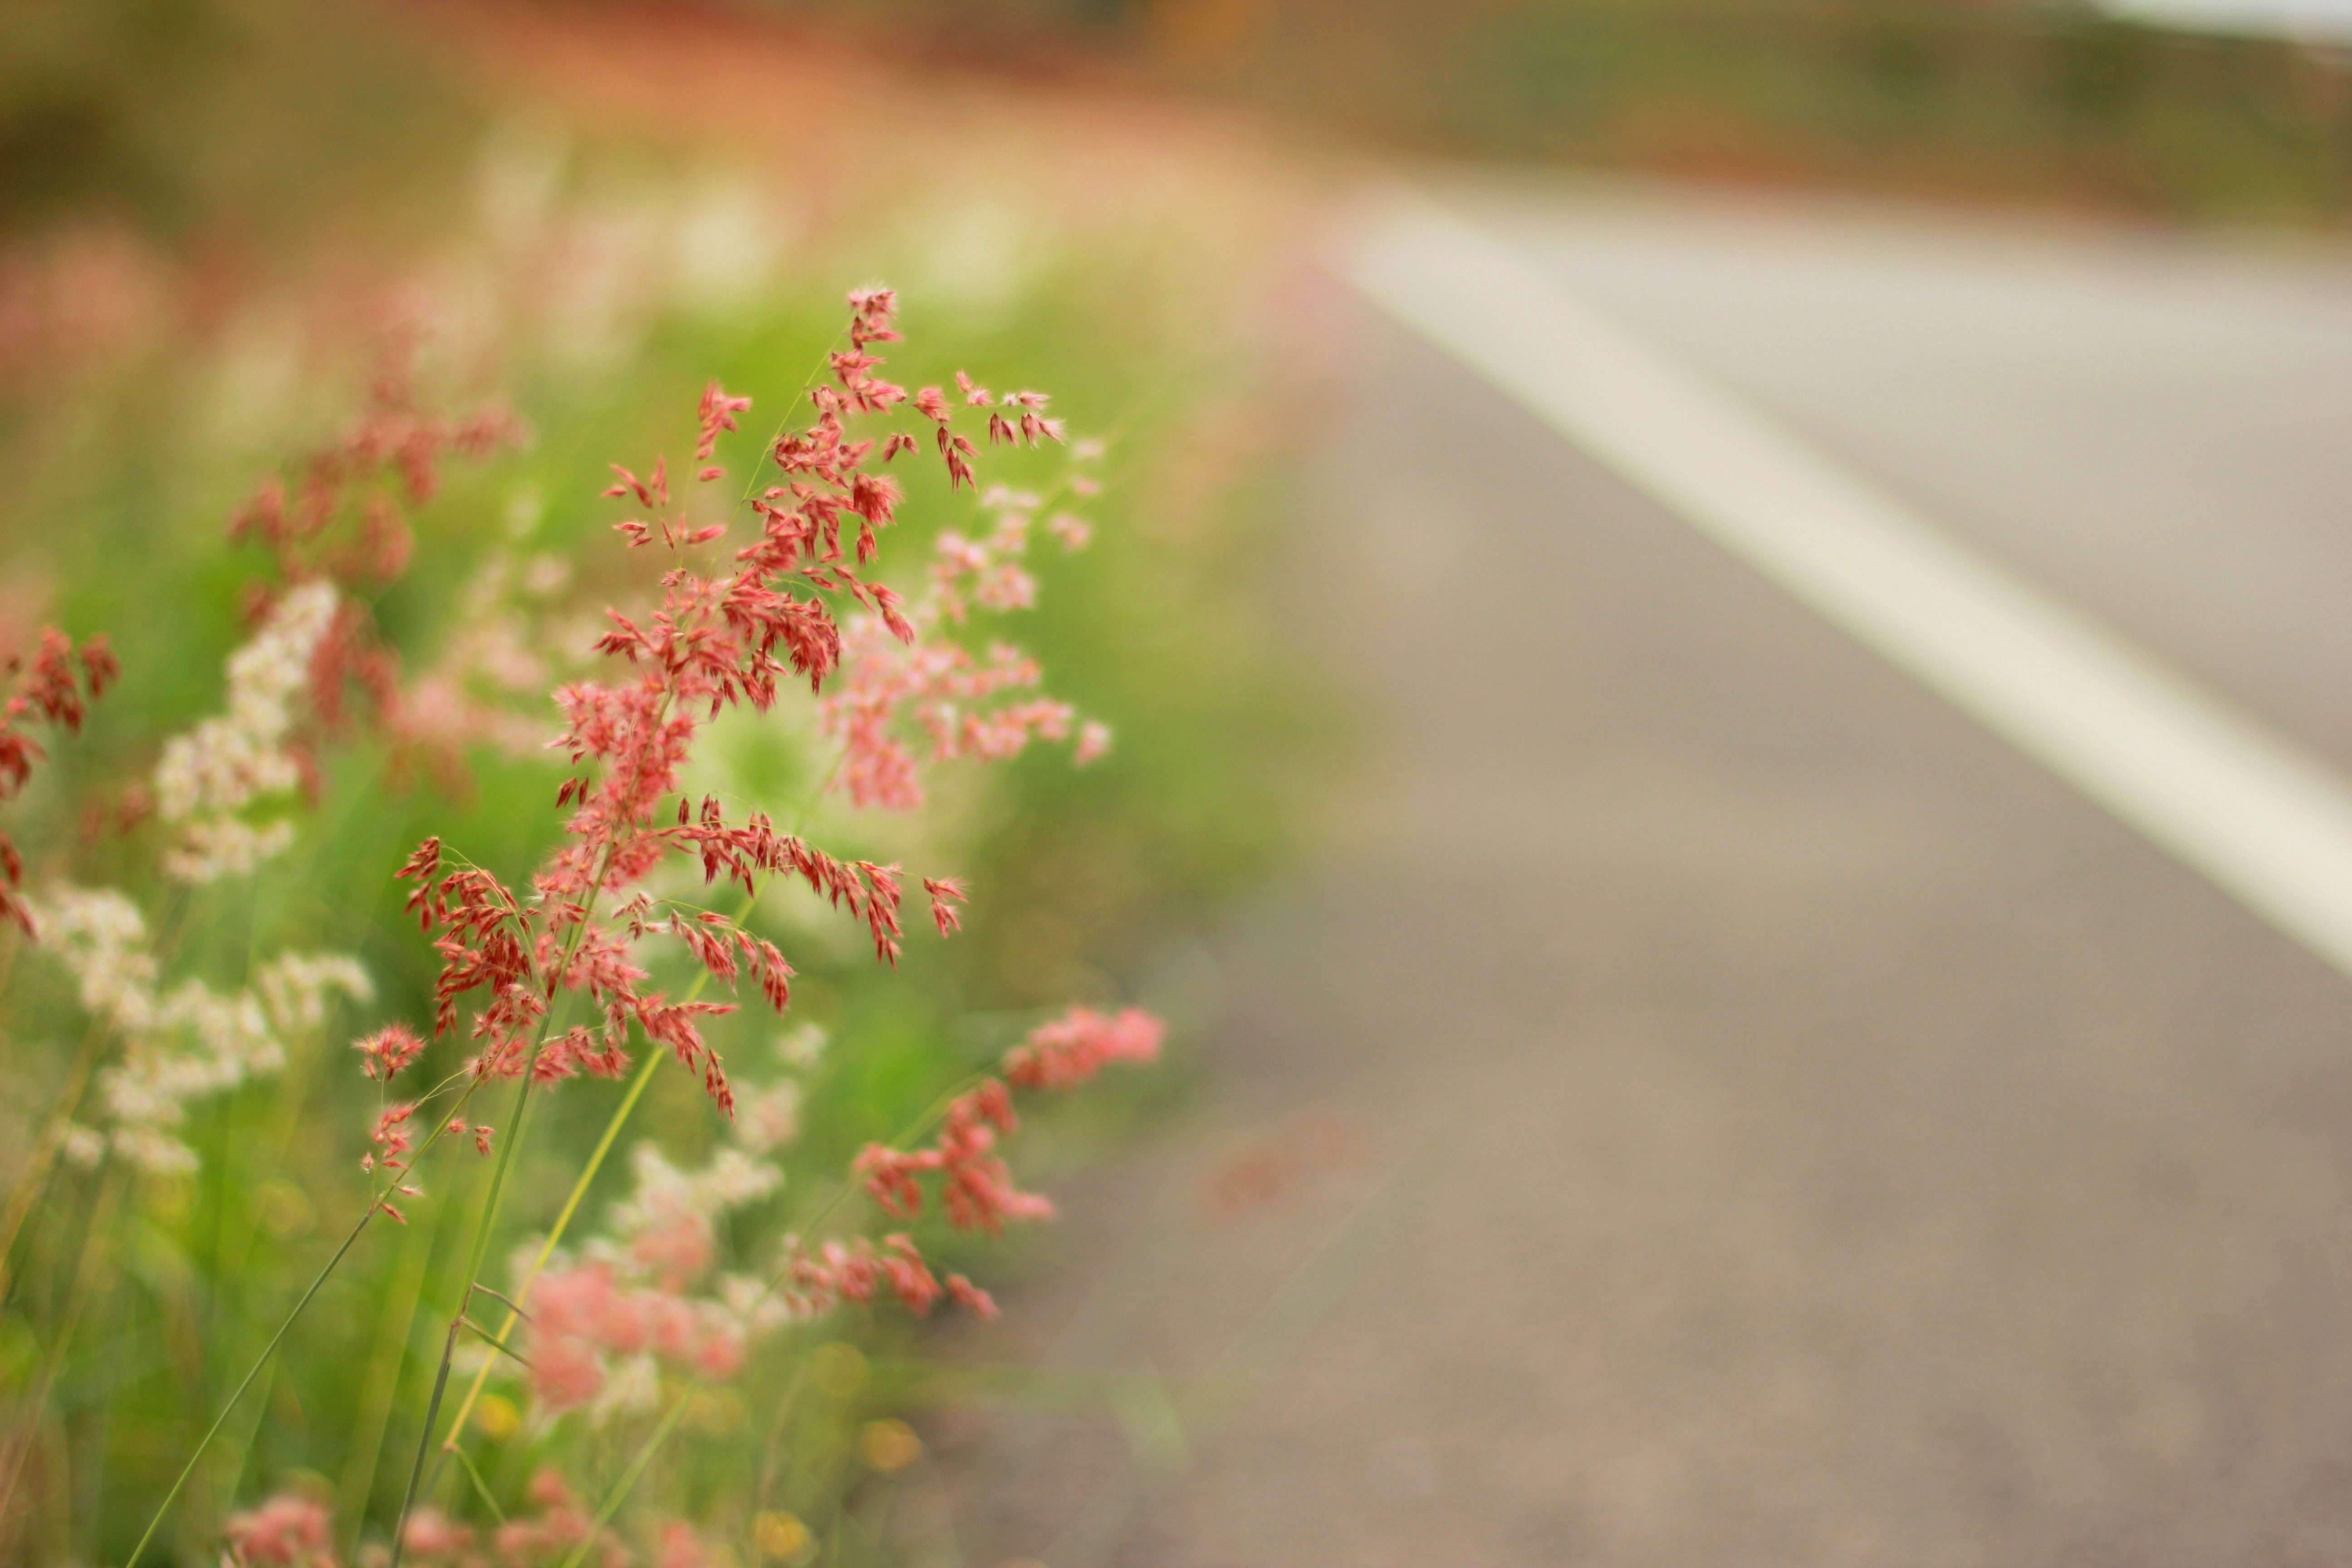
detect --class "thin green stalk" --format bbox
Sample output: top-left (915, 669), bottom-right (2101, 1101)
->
top-left (554, 1385), bottom-right (698, 1568)
top-left (122, 1198), bottom-right (376, 1568)
top-left (384, 1069), bottom-right (542, 1563)
top-left (123, 1070), bottom-right (494, 1567)
top-left (451, 1442), bottom-right (507, 1524)
top-left (387, 845), bottom-right (617, 1567)
top-left (388, 1313), bottom-right (467, 1557)
top-left (0, 1014), bottom-right (111, 1301)
top-left (426, 1044), bottom-right (660, 1460)
top-left (0, 1157), bottom-right (125, 1530)
top-left (336, 1191), bottom-right (446, 1551)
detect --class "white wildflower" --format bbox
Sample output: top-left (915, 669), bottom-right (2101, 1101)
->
top-left (254, 951), bottom-right (373, 1035)
top-left (25, 882), bottom-right (369, 1175)
top-left (30, 886), bottom-right (159, 1030)
top-left (110, 1123), bottom-right (198, 1176)
top-left (162, 818), bottom-right (296, 882)
top-left (153, 579), bottom-right (339, 882)
top-left (605, 1142), bottom-right (781, 1246)
top-left (776, 1023), bottom-right (827, 1071)
top-left (59, 1123), bottom-right (104, 1168)
top-left (715, 1271), bottom-right (791, 1338)
top-left (591, 1352), bottom-right (662, 1426)
top-left (732, 1078), bottom-right (800, 1155)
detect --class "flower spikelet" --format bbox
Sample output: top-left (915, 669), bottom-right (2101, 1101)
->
top-left (1003, 1005), bottom-right (1165, 1092)
top-left (0, 626), bottom-right (115, 932)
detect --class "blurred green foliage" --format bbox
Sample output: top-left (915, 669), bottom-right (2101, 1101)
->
top-left (765, 0), bottom-right (2352, 225)
top-left (0, 0), bottom-right (476, 245)
top-left (0, 254), bottom-right (1316, 1558)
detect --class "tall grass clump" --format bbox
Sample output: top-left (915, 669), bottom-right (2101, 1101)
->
top-left (0, 280), bottom-right (1189, 1566)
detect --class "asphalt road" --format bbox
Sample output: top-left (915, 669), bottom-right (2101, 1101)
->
top-left (931, 181), bottom-right (2352, 1568)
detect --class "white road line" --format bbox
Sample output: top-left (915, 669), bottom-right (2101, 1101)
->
top-left (1348, 191), bottom-right (2352, 982)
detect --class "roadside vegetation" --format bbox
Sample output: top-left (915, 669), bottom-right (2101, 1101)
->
top-left (0, 3), bottom-right (1327, 1560)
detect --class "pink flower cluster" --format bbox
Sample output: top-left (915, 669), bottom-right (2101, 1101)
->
top-left (525, 1259), bottom-right (753, 1413)
top-left (855, 1080), bottom-right (1053, 1237)
top-left (377, 308), bottom-right (922, 1128)
top-left (852, 1004), bottom-right (1167, 1237)
top-left (818, 472), bottom-right (1112, 813)
top-left (354, 1022), bottom-right (426, 1082)
top-left (228, 334), bottom-right (522, 596)
top-left (1003, 1005), bottom-right (1166, 1091)
top-left (219, 1477), bottom-right (657, 1568)
top-left (507, 1139), bottom-right (784, 1417)
top-left (360, 289), bottom-right (1137, 1178)
top-left (0, 627), bottom-right (116, 932)
top-left (225, 336), bottom-right (524, 771)
top-left (363, 1102), bottom-right (422, 1221)
top-left (221, 1493), bottom-right (337, 1568)
top-left (401, 1470), bottom-right (625, 1568)
top-left (821, 627), bottom-right (1080, 812)
top-left (777, 1232), bottom-right (998, 1321)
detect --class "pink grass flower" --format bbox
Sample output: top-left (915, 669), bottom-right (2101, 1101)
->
top-left (362, 1101), bottom-right (424, 1221)
top-left (946, 1273), bottom-right (999, 1319)
top-left (311, 294), bottom-right (1162, 1495)
top-left (695, 381), bottom-right (752, 462)
top-left (353, 1022), bottom-right (425, 1082)
top-left (923, 876), bottom-right (966, 936)
top-left (400, 1509), bottom-right (474, 1558)
top-left (658, 1522), bottom-right (710, 1568)
top-left (1002, 1006), bottom-right (1165, 1092)
top-left (221, 1493), bottom-right (336, 1567)
top-left (484, 1468), bottom-right (616, 1566)
top-left (0, 627), bottom-right (115, 932)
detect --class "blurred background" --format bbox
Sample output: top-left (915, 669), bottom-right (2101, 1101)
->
top-left (7, 0), bottom-right (2352, 1563)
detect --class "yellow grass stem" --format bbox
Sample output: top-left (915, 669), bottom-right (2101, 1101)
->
top-left (428, 1043), bottom-right (661, 1462)
top-left (423, 863), bottom-right (779, 1472)
top-left (386, 827), bottom-right (625, 1568)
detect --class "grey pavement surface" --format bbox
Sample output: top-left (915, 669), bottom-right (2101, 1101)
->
top-left (931, 185), bottom-right (2352, 1567)
top-left (1451, 177), bottom-right (2352, 776)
